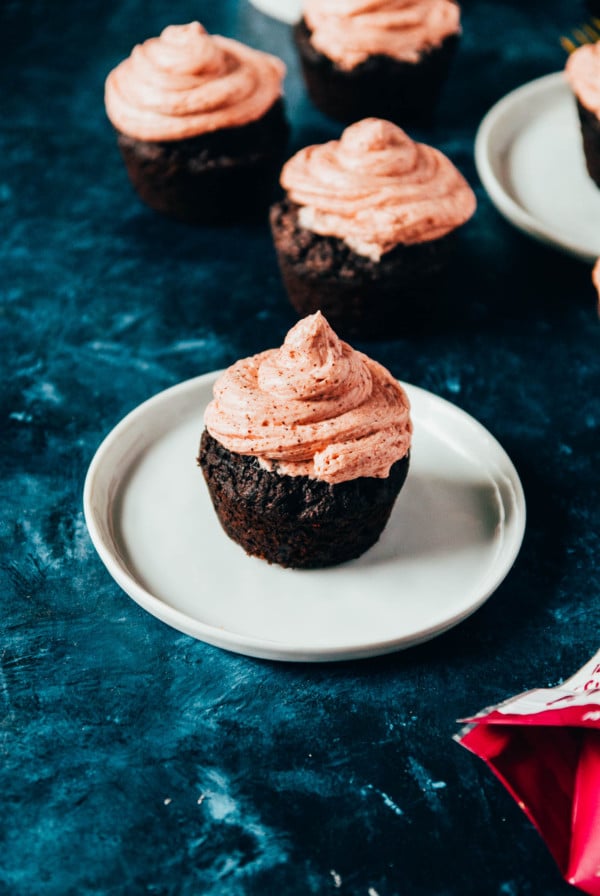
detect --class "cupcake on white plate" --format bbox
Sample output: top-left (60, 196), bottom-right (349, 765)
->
top-left (565, 41), bottom-right (600, 189)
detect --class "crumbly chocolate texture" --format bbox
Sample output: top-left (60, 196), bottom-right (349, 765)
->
top-left (270, 198), bottom-right (455, 339)
top-left (198, 430), bottom-right (410, 569)
top-left (294, 18), bottom-right (459, 125)
top-left (576, 99), bottom-right (600, 189)
top-left (115, 100), bottom-right (289, 224)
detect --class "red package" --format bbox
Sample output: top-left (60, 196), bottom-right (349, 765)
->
top-left (457, 651), bottom-right (600, 894)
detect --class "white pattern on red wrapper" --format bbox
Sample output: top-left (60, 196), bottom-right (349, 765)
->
top-left (105, 22), bottom-right (285, 141)
top-left (204, 312), bottom-right (412, 484)
top-left (304, 0), bottom-right (461, 70)
top-left (457, 650), bottom-right (600, 895)
top-left (280, 118), bottom-right (476, 259)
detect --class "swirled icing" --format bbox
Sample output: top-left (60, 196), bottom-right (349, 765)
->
top-left (280, 117), bottom-right (476, 259)
top-left (204, 312), bottom-right (412, 484)
top-left (105, 22), bottom-right (286, 141)
top-left (304, 0), bottom-right (461, 69)
top-left (566, 42), bottom-right (600, 116)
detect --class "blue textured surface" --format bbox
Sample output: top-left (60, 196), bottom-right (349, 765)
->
top-left (1, 1), bottom-right (599, 894)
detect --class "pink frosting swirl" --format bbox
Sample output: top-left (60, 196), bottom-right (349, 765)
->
top-left (204, 312), bottom-right (412, 484)
top-left (593, 259), bottom-right (600, 304)
top-left (280, 118), bottom-right (476, 258)
top-left (304, 0), bottom-right (461, 70)
top-left (105, 22), bottom-right (286, 141)
top-left (566, 42), bottom-right (600, 116)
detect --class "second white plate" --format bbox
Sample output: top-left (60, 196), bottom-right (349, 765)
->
top-left (476, 71), bottom-right (600, 262)
top-left (84, 374), bottom-right (526, 662)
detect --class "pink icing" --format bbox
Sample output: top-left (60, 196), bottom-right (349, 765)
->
top-left (204, 312), bottom-right (412, 484)
top-left (280, 117), bottom-right (476, 259)
top-left (566, 42), bottom-right (600, 116)
top-left (304, 0), bottom-right (461, 70)
top-left (593, 259), bottom-right (600, 304)
top-left (105, 22), bottom-right (286, 141)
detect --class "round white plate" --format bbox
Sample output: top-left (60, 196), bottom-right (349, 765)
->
top-left (247, 0), bottom-right (301, 23)
top-left (475, 71), bottom-right (600, 262)
top-left (84, 373), bottom-right (526, 662)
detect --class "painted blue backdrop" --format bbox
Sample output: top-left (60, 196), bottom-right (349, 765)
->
top-left (1, 1), bottom-right (599, 894)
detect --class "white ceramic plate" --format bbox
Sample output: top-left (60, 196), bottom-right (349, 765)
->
top-left (475, 71), bottom-right (600, 262)
top-left (84, 373), bottom-right (526, 662)
top-left (247, 0), bottom-right (301, 23)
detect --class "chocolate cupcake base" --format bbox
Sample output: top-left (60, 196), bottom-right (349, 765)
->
top-left (270, 198), bottom-right (456, 339)
top-left (576, 99), bottom-right (600, 189)
top-left (116, 100), bottom-right (289, 224)
top-left (198, 430), bottom-right (410, 569)
top-left (294, 19), bottom-right (458, 126)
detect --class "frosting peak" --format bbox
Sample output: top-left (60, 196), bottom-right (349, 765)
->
top-left (280, 118), bottom-right (476, 259)
top-left (338, 118), bottom-right (417, 174)
top-left (105, 23), bottom-right (286, 141)
top-left (304, 0), bottom-right (461, 70)
top-left (566, 42), bottom-right (600, 116)
top-left (258, 312), bottom-right (369, 402)
top-left (204, 313), bottom-right (412, 484)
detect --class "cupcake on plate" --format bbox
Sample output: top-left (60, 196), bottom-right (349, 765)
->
top-left (565, 41), bottom-right (600, 188)
top-left (198, 312), bottom-right (412, 568)
top-left (294, 0), bottom-right (461, 125)
top-left (104, 22), bottom-right (289, 223)
top-left (269, 118), bottom-right (476, 338)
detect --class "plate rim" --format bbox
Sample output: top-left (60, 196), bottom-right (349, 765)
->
top-left (83, 372), bottom-right (527, 662)
top-left (475, 70), bottom-right (598, 263)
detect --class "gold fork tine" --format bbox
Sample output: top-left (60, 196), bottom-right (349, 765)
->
top-left (560, 35), bottom-right (578, 53)
top-left (573, 27), bottom-right (592, 44)
top-left (560, 20), bottom-right (600, 52)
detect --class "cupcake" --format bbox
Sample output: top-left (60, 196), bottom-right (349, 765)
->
top-left (104, 22), bottom-right (289, 223)
top-left (198, 312), bottom-right (412, 568)
top-left (565, 41), bottom-right (600, 189)
top-left (269, 118), bottom-right (476, 338)
top-left (294, 0), bottom-right (461, 125)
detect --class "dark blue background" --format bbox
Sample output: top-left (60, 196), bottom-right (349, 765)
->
top-left (1, 1), bottom-right (599, 894)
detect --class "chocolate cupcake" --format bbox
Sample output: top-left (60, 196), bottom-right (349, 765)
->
top-left (565, 41), bottom-right (600, 189)
top-left (104, 22), bottom-right (289, 223)
top-left (294, 0), bottom-right (461, 125)
top-left (198, 312), bottom-right (412, 568)
top-left (269, 118), bottom-right (476, 338)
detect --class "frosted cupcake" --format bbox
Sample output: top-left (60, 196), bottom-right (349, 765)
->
top-left (104, 22), bottom-right (288, 223)
top-left (198, 312), bottom-right (412, 568)
top-left (294, 0), bottom-right (461, 125)
top-left (269, 118), bottom-right (476, 337)
top-left (565, 41), bottom-right (600, 189)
